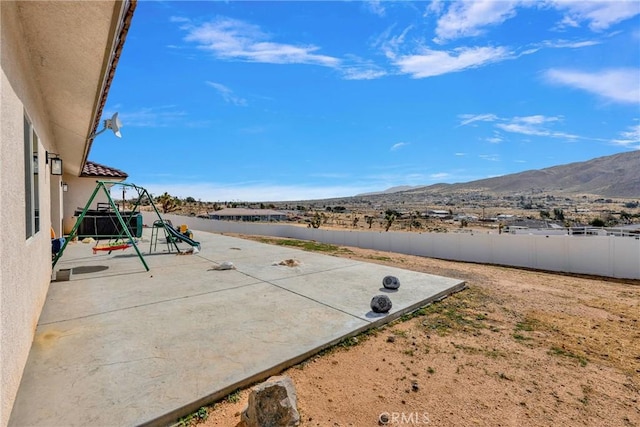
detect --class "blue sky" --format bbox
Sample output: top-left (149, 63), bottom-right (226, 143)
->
top-left (92, 0), bottom-right (640, 202)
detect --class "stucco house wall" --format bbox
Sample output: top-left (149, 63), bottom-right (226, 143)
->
top-left (1, 4), bottom-right (59, 423)
top-left (62, 177), bottom-right (113, 234)
top-left (1, 2), bottom-right (134, 424)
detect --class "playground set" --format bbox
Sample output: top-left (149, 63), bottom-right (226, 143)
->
top-left (52, 181), bottom-right (200, 272)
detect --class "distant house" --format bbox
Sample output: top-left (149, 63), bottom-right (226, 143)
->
top-left (0, 1), bottom-right (135, 423)
top-left (208, 208), bottom-right (288, 222)
top-left (426, 210), bottom-right (452, 219)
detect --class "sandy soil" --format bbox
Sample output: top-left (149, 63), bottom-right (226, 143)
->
top-left (180, 234), bottom-right (640, 427)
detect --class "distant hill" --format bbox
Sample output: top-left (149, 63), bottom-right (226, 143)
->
top-left (397, 150), bottom-right (640, 198)
top-left (356, 185), bottom-right (418, 197)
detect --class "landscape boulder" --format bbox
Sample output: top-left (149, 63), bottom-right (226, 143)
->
top-left (382, 275), bottom-right (400, 290)
top-left (241, 375), bottom-right (300, 427)
top-left (371, 295), bottom-right (393, 313)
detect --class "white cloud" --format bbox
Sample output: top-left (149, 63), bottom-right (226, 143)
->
top-left (365, 0), bottom-right (386, 17)
top-left (182, 17), bottom-right (340, 67)
top-left (496, 115), bottom-right (579, 139)
top-left (428, 1), bottom-right (639, 44)
top-left (542, 39), bottom-right (601, 49)
top-left (544, 68), bottom-right (640, 104)
top-left (342, 68), bottom-right (388, 80)
top-left (454, 152), bottom-right (467, 156)
top-left (376, 24), bottom-right (414, 60)
top-left (430, 172), bottom-right (450, 179)
top-left (550, 0), bottom-right (640, 31)
top-left (111, 106), bottom-right (187, 128)
top-left (461, 113), bottom-right (581, 141)
top-left (479, 154), bottom-right (500, 162)
top-left (459, 113), bottom-right (499, 126)
top-left (341, 56), bottom-right (388, 80)
top-left (395, 46), bottom-right (510, 78)
top-left (611, 124), bottom-right (640, 149)
top-left (433, 0), bottom-right (519, 43)
top-left (391, 142), bottom-right (410, 151)
top-left (513, 115), bottom-right (560, 125)
top-left (206, 81), bottom-right (247, 106)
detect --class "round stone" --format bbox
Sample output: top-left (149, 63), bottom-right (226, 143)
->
top-left (382, 275), bottom-right (400, 290)
top-left (371, 295), bottom-right (393, 313)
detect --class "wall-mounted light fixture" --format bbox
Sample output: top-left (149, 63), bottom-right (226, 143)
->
top-left (46, 151), bottom-right (63, 176)
top-left (62, 182), bottom-right (68, 192)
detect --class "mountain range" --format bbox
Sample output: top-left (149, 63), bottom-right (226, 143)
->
top-left (359, 151), bottom-right (639, 199)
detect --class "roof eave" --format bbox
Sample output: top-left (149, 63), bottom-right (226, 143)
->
top-left (81, 0), bottom-right (136, 172)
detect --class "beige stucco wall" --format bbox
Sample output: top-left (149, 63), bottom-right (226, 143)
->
top-left (62, 176), bottom-right (115, 235)
top-left (1, 4), bottom-right (60, 425)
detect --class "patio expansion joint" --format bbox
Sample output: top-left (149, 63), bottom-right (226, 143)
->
top-left (235, 265), bottom-right (374, 323)
top-left (37, 281), bottom-right (264, 326)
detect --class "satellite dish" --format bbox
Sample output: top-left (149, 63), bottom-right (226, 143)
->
top-left (90, 112), bottom-right (123, 139)
top-left (105, 112), bottom-right (122, 138)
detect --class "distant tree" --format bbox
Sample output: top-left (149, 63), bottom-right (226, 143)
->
top-left (590, 218), bottom-right (605, 227)
top-left (260, 203), bottom-right (265, 209)
top-left (620, 211), bottom-right (632, 221)
top-left (185, 196), bottom-right (196, 203)
top-left (623, 201), bottom-right (639, 209)
top-left (384, 209), bottom-right (398, 232)
top-left (366, 216), bottom-right (375, 229)
top-left (539, 210), bottom-right (551, 220)
top-left (310, 212), bottom-right (322, 229)
top-left (156, 192), bottom-right (181, 213)
top-left (553, 208), bottom-right (565, 221)
top-left (352, 217), bottom-right (359, 228)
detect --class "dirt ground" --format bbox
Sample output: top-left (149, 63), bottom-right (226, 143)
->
top-left (180, 234), bottom-right (640, 427)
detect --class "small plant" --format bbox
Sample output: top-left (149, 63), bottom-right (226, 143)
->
top-left (226, 390), bottom-right (241, 403)
top-left (178, 406), bottom-right (209, 426)
top-left (549, 346), bottom-right (588, 367)
top-left (337, 336), bottom-right (360, 349)
top-left (427, 366), bottom-right (435, 374)
top-left (512, 333), bottom-right (531, 341)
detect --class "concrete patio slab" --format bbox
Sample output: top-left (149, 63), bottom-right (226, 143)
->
top-left (9, 229), bottom-right (465, 426)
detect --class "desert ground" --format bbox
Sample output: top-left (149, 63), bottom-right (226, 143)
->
top-left (174, 233), bottom-right (640, 427)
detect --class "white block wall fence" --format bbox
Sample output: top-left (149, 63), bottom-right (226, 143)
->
top-left (142, 213), bottom-right (640, 280)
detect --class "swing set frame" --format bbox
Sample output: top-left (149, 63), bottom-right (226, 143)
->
top-left (52, 181), bottom-right (180, 271)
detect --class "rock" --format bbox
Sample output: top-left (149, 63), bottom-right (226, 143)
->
top-left (241, 375), bottom-right (300, 427)
top-left (211, 261), bottom-right (235, 270)
top-left (277, 259), bottom-right (300, 267)
top-left (371, 295), bottom-right (392, 313)
top-left (382, 275), bottom-right (400, 290)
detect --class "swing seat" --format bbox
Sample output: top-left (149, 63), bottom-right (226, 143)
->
top-left (92, 242), bottom-right (133, 254)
